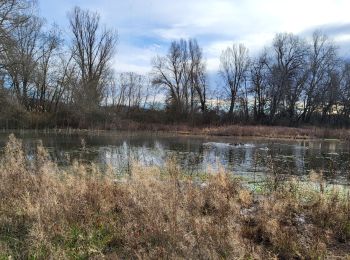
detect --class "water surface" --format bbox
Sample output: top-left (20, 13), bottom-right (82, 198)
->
top-left (0, 130), bottom-right (349, 184)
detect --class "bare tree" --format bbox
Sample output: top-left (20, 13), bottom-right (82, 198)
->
top-left (339, 62), bottom-right (350, 121)
top-left (0, 0), bottom-right (35, 53)
top-left (152, 39), bottom-right (190, 115)
top-left (267, 33), bottom-right (309, 123)
top-left (152, 39), bottom-right (207, 117)
top-left (2, 15), bottom-right (42, 109)
top-left (122, 72), bottom-right (143, 109)
top-left (68, 6), bottom-right (118, 110)
top-left (0, 0), bottom-right (34, 26)
top-left (33, 25), bottom-right (62, 112)
top-left (51, 53), bottom-right (77, 112)
top-left (250, 51), bottom-right (269, 122)
top-left (112, 72), bottom-right (155, 111)
top-left (300, 31), bottom-right (338, 122)
top-left (188, 39), bottom-right (207, 113)
top-left (219, 43), bottom-right (250, 117)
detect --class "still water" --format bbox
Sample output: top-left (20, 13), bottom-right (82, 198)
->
top-left (0, 131), bottom-right (350, 184)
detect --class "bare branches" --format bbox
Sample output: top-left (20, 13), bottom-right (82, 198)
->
top-left (152, 38), bottom-right (207, 117)
top-left (68, 6), bottom-right (118, 109)
top-left (219, 43), bottom-right (250, 116)
top-left (300, 31), bottom-right (338, 122)
top-left (2, 15), bottom-right (42, 109)
top-left (0, 1), bottom-right (349, 127)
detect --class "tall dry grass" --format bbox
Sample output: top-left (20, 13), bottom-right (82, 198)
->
top-left (0, 134), bottom-right (350, 259)
top-left (201, 125), bottom-right (350, 140)
top-left (10, 124), bottom-right (350, 141)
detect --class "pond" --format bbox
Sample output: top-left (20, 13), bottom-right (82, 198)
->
top-left (0, 130), bottom-right (350, 184)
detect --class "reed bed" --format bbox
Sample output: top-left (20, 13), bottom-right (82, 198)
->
top-left (201, 125), bottom-right (350, 140)
top-left (3, 123), bottom-right (350, 141)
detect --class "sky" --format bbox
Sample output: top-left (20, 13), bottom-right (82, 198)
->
top-left (38, 0), bottom-right (350, 79)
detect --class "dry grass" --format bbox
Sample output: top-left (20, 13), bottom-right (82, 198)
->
top-left (103, 121), bottom-right (350, 140)
top-left (13, 123), bottom-right (350, 140)
top-left (1, 134), bottom-right (350, 259)
top-left (79, 124), bottom-right (350, 140)
top-left (110, 123), bottom-right (350, 140)
top-left (200, 125), bottom-right (350, 140)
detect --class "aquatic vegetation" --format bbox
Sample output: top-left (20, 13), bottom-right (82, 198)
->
top-left (0, 134), bottom-right (350, 259)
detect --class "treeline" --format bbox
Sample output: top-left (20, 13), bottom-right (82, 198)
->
top-left (0, 0), bottom-right (349, 129)
top-left (218, 33), bottom-right (350, 126)
top-left (0, 0), bottom-right (121, 128)
top-left (154, 34), bottom-right (350, 127)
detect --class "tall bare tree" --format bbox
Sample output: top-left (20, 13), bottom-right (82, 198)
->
top-left (152, 39), bottom-right (207, 117)
top-left (339, 62), bottom-right (350, 120)
top-left (68, 6), bottom-right (118, 110)
top-left (188, 39), bottom-right (207, 113)
top-left (3, 16), bottom-right (42, 109)
top-left (268, 33), bottom-right (309, 123)
top-left (301, 31), bottom-right (338, 122)
top-left (250, 51), bottom-right (269, 122)
top-left (33, 25), bottom-right (62, 112)
top-left (50, 53), bottom-right (77, 112)
top-left (152, 39), bottom-right (189, 115)
top-left (0, 0), bottom-right (35, 53)
top-left (219, 43), bottom-right (250, 117)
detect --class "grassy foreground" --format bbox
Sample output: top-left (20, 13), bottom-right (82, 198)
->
top-left (1, 135), bottom-right (350, 259)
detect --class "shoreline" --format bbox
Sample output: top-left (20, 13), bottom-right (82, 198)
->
top-left (2, 124), bottom-right (350, 141)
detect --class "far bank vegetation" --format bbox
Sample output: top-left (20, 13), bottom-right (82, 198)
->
top-left (0, 1), bottom-right (350, 130)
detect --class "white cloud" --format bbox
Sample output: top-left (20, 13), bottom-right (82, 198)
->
top-left (39, 0), bottom-right (350, 75)
top-left (113, 43), bottom-right (162, 74)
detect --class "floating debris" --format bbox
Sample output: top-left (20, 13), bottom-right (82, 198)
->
top-left (203, 142), bottom-right (255, 149)
top-left (259, 147), bottom-right (269, 151)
